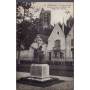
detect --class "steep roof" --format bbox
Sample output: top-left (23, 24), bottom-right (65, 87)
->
top-left (48, 24), bottom-right (65, 41)
top-left (47, 24), bottom-right (65, 51)
top-left (66, 25), bottom-right (74, 38)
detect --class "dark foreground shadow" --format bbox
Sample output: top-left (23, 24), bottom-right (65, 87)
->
top-left (17, 77), bottom-right (64, 87)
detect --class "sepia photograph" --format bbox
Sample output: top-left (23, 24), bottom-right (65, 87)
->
top-left (16, 0), bottom-right (74, 90)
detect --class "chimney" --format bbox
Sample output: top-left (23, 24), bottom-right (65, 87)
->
top-left (62, 18), bottom-right (64, 32)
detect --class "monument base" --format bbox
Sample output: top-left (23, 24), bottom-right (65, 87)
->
top-left (30, 64), bottom-right (51, 82)
top-left (17, 76), bottom-right (62, 87)
top-left (17, 64), bottom-right (63, 87)
top-left (27, 77), bottom-right (51, 82)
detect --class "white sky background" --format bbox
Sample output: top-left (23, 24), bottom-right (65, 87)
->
top-left (29, 2), bottom-right (73, 25)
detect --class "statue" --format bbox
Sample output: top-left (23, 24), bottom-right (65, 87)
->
top-left (33, 45), bottom-right (44, 64)
top-left (29, 35), bottom-right (51, 82)
top-left (31, 34), bottom-right (47, 64)
top-left (38, 46), bottom-right (44, 64)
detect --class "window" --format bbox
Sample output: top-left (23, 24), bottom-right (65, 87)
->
top-left (71, 39), bottom-right (74, 46)
top-left (55, 40), bottom-right (60, 48)
top-left (57, 32), bottom-right (59, 35)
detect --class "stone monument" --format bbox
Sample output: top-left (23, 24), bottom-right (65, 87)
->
top-left (29, 45), bottom-right (51, 82)
top-left (30, 64), bottom-right (51, 81)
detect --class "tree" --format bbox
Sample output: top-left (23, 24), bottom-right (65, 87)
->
top-left (64, 16), bottom-right (74, 37)
top-left (17, 19), bottom-right (38, 63)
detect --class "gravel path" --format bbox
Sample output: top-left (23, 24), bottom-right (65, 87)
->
top-left (16, 72), bottom-right (74, 90)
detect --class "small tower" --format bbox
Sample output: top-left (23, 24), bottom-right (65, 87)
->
top-left (40, 8), bottom-right (51, 29)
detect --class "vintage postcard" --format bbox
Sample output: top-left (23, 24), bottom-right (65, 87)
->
top-left (16, 0), bottom-right (74, 90)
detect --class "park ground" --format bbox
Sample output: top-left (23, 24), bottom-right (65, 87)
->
top-left (16, 60), bottom-right (74, 90)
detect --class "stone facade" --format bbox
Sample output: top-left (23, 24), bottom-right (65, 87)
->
top-left (47, 24), bottom-right (65, 59)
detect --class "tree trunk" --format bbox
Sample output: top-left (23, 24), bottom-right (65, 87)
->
top-left (17, 50), bottom-right (21, 64)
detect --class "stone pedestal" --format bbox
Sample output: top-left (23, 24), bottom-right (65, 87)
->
top-left (29, 64), bottom-right (51, 81)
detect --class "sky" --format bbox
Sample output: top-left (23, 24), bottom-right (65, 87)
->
top-left (29, 2), bottom-right (74, 25)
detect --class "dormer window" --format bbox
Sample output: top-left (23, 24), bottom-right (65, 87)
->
top-left (57, 32), bottom-right (59, 35)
